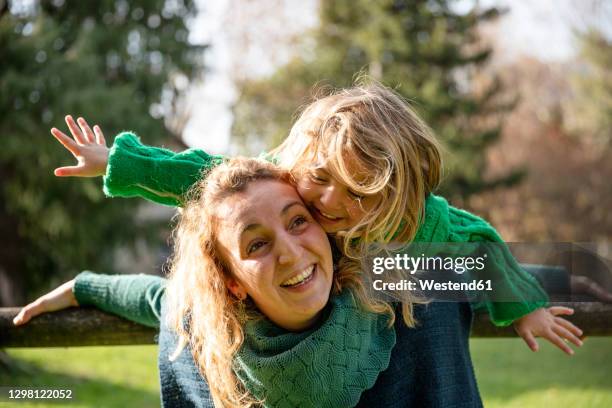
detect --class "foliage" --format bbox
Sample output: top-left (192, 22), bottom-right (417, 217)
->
top-left (465, 54), bottom-right (612, 242)
top-left (0, 0), bottom-right (202, 304)
top-left (565, 29), bottom-right (612, 147)
top-left (230, 0), bottom-right (523, 198)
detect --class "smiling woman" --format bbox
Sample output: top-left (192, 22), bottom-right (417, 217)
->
top-left (214, 180), bottom-right (334, 331)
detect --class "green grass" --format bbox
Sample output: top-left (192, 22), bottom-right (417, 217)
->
top-left (1, 338), bottom-right (611, 407)
top-left (471, 337), bottom-right (612, 407)
top-left (1, 346), bottom-right (159, 407)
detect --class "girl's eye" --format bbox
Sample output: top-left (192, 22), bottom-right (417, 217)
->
top-left (247, 240), bottom-right (267, 255)
top-left (348, 190), bottom-right (364, 200)
top-left (309, 173), bottom-right (328, 184)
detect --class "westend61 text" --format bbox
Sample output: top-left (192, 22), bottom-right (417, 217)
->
top-left (372, 279), bottom-right (493, 292)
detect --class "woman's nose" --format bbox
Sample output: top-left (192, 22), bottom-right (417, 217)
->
top-left (277, 236), bottom-right (303, 265)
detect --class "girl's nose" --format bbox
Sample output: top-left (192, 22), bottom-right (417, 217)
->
top-left (320, 185), bottom-right (343, 211)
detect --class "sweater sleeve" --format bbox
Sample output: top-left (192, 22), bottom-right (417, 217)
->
top-left (102, 132), bottom-right (226, 207)
top-left (447, 207), bottom-right (549, 327)
top-left (73, 271), bottom-right (165, 328)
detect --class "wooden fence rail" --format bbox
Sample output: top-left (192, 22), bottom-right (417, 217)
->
top-left (1, 303), bottom-right (612, 348)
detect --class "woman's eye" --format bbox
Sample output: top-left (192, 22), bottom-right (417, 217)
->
top-left (290, 215), bottom-right (308, 230)
top-left (247, 240), bottom-right (267, 254)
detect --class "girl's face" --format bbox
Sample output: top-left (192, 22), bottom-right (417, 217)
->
top-left (215, 180), bottom-right (334, 331)
top-left (296, 160), bottom-right (382, 234)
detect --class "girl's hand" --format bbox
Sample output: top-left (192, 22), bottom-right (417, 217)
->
top-left (51, 115), bottom-right (109, 177)
top-left (513, 307), bottom-right (584, 355)
top-left (12, 280), bottom-right (79, 326)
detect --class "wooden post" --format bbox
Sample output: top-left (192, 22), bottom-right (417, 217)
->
top-left (0, 307), bottom-right (157, 347)
top-left (1, 303), bottom-right (611, 347)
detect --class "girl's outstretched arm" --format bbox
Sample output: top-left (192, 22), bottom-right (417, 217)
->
top-left (13, 272), bottom-right (165, 329)
top-left (102, 131), bottom-right (224, 207)
top-left (442, 199), bottom-right (585, 354)
top-left (51, 115), bottom-right (225, 207)
top-left (51, 115), bottom-right (110, 177)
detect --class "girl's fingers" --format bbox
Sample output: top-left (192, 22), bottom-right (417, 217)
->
top-left (552, 324), bottom-right (583, 347)
top-left (54, 165), bottom-right (85, 177)
top-left (548, 306), bottom-right (574, 316)
top-left (519, 330), bottom-right (539, 352)
top-left (555, 316), bottom-right (583, 338)
top-left (93, 125), bottom-right (106, 146)
top-left (543, 330), bottom-right (574, 355)
top-left (77, 117), bottom-right (96, 143)
top-left (65, 115), bottom-right (87, 145)
top-left (51, 128), bottom-right (80, 156)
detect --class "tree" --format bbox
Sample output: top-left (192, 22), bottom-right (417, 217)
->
top-left (564, 28), bottom-right (612, 147)
top-left (0, 0), bottom-right (204, 305)
top-left (230, 0), bottom-right (522, 198)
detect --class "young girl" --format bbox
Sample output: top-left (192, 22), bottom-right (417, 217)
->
top-left (47, 81), bottom-right (583, 354)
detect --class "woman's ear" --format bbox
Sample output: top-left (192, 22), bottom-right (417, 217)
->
top-left (226, 278), bottom-right (247, 301)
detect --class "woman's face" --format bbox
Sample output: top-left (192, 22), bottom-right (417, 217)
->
top-left (215, 180), bottom-right (334, 331)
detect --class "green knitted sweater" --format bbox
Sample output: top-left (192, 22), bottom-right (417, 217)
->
top-left (412, 194), bottom-right (547, 325)
top-left (102, 132), bottom-right (547, 325)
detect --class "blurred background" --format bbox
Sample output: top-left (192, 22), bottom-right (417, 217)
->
top-left (1, 0), bottom-right (611, 406)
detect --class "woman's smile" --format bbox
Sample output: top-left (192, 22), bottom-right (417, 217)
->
top-left (280, 264), bottom-right (317, 289)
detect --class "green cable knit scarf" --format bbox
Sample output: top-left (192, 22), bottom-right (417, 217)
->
top-left (235, 290), bottom-right (396, 408)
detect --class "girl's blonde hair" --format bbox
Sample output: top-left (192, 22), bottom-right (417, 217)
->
top-left (271, 80), bottom-right (443, 261)
top-left (165, 157), bottom-right (397, 408)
